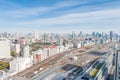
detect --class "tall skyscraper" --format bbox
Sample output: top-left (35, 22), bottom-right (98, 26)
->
top-left (72, 31), bottom-right (76, 39)
top-left (14, 42), bottom-right (20, 54)
top-left (59, 38), bottom-right (63, 46)
top-left (110, 31), bottom-right (114, 40)
top-left (34, 30), bottom-right (39, 40)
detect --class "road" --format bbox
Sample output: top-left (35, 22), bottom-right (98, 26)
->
top-left (32, 66), bottom-right (62, 80)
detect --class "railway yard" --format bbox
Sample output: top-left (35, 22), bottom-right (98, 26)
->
top-left (12, 42), bottom-right (119, 80)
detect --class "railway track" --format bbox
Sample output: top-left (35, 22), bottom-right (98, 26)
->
top-left (12, 42), bottom-right (117, 80)
top-left (13, 48), bottom-right (82, 78)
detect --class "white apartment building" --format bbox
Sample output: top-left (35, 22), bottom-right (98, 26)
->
top-left (11, 43), bottom-right (20, 54)
top-left (14, 43), bottom-right (20, 54)
top-left (0, 38), bottom-right (10, 59)
top-left (22, 45), bottom-right (30, 57)
top-left (34, 30), bottom-right (39, 40)
top-left (10, 57), bottom-right (33, 75)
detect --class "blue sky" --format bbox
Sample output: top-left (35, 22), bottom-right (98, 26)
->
top-left (0, 0), bottom-right (120, 33)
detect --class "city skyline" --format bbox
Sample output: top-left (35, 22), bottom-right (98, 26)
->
top-left (0, 0), bottom-right (120, 33)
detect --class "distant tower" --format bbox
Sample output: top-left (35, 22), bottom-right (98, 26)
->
top-left (14, 40), bottom-right (20, 54)
top-left (59, 38), bottom-right (63, 46)
top-left (15, 33), bottom-right (19, 39)
top-left (44, 33), bottom-right (47, 41)
top-left (92, 32), bottom-right (96, 37)
top-left (72, 31), bottom-right (76, 39)
top-left (34, 30), bottom-right (39, 40)
top-left (110, 31), bottom-right (114, 40)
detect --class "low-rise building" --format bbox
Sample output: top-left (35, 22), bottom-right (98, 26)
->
top-left (32, 48), bottom-right (50, 64)
top-left (74, 41), bottom-right (82, 48)
top-left (10, 57), bottom-right (33, 75)
top-left (48, 46), bottom-right (57, 56)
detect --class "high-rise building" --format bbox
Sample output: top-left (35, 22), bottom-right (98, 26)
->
top-left (72, 31), bottom-right (76, 39)
top-left (22, 45), bottom-right (30, 57)
top-left (59, 38), bottom-right (63, 46)
top-left (110, 31), bottom-right (114, 40)
top-left (14, 43), bottom-right (20, 54)
top-left (34, 30), bottom-right (39, 40)
top-left (11, 40), bottom-right (20, 54)
top-left (92, 32), bottom-right (96, 37)
top-left (0, 38), bottom-right (10, 59)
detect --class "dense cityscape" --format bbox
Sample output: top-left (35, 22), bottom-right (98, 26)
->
top-left (0, 0), bottom-right (120, 80)
top-left (0, 31), bottom-right (120, 80)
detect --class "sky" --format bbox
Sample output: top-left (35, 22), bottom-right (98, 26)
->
top-left (0, 0), bottom-right (120, 33)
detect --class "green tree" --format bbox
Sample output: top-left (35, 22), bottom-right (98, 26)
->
top-left (63, 42), bottom-right (66, 46)
top-left (10, 51), bottom-right (18, 58)
top-left (0, 61), bottom-right (9, 70)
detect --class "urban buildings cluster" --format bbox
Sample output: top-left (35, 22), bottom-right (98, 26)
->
top-left (0, 30), bottom-right (119, 80)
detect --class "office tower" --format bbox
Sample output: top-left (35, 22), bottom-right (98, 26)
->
top-left (92, 32), bottom-right (96, 37)
top-left (110, 31), bottom-right (114, 40)
top-left (0, 38), bottom-right (10, 59)
top-left (59, 38), bottom-right (63, 46)
top-left (43, 33), bottom-right (47, 41)
top-left (34, 30), bottom-right (39, 40)
top-left (72, 31), bottom-right (76, 39)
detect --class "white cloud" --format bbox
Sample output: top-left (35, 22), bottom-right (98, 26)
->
top-left (1, 0), bottom-right (82, 18)
top-left (0, 0), bottom-right (114, 18)
top-left (17, 9), bottom-right (120, 26)
top-left (1, 8), bottom-right (120, 30)
top-left (0, 0), bottom-right (120, 33)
